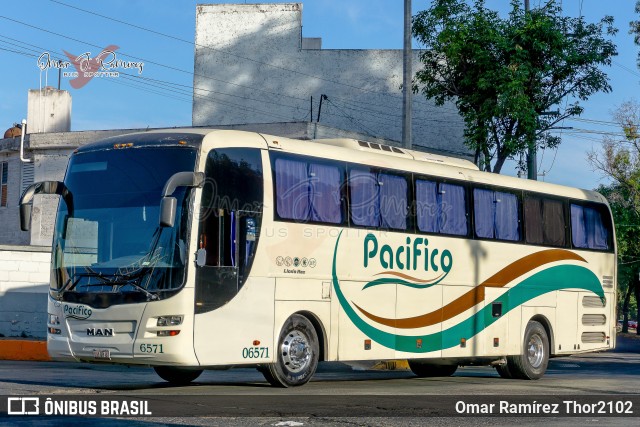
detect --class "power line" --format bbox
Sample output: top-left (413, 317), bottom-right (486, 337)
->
top-left (0, 32), bottom-right (311, 121)
top-left (47, 0), bottom-right (430, 105)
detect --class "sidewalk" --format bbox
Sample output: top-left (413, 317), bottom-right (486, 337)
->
top-left (0, 338), bottom-right (49, 361)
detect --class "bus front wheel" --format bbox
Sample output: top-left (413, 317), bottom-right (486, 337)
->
top-left (505, 320), bottom-right (549, 380)
top-left (408, 361), bottom-right (458, 377)
top-left (260, 314), bottom-right (319, 387)
top-left (154, 366), bottom-right (203, 385)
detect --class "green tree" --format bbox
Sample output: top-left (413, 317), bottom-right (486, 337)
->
top-left (412, 0), bottom-right (617, 173)
top-left (589, 100), bottom-right (640, 334)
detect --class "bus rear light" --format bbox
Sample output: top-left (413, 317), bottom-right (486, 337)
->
top-left (157, 330), bottom-right (180, 337)
top-left (157, 315), bottom-right (183, 326)
top-left (48, 327), bottom-right (61, 335)
top-left (253, 340), bottom-right (260, 346)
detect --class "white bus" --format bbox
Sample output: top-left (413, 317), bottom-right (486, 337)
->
top-left (20, 129), bottom-right (616, 387)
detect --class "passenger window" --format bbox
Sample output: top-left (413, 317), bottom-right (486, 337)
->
top-left (349, 168), bottom-right (408, 230)
top-left (524, 197), bottom-right (565, 246)
top-left (571, 204), bottom-right (610, 250)
top-left (473, 188), bottom-right (520, 241)
top-left (416, 179), bottom-right (467, 236)
top-left (274, 157), bottom-right (343, 224)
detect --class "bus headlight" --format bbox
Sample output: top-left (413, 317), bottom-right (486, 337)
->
top-left (48, 314), bottom-right (60, 325)
top-left (157, 315), bottom-right (183, 326)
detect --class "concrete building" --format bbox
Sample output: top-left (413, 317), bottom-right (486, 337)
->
top-left (192, 3), bottom-right (468, 157)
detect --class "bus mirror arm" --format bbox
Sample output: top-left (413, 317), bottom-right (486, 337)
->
top-left (159, 172), bottom-right (205, 228)
top-left (19, 181), bottom-right (74, 232)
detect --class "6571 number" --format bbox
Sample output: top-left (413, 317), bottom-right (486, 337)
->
top-left (139, 343), bottom-right (164, 354)
top-left (242, 347), bottom-right (269, 359)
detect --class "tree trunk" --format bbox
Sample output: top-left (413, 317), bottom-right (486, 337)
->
top-left (635, 275), bottom-right (640, 336)
top-left (621, 277), bottom-right (633, 334)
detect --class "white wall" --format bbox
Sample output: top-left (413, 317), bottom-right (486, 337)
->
top-left (0, 245), bottom-right (50, 338)
top-left (192, 3), bottom-right (469, 157)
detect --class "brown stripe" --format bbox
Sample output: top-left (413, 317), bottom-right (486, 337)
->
top-left (354, 249), bottom-right (586, 329)
top-left (374, 270), bottom-right (443, 283)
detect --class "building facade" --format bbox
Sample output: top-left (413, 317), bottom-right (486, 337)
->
top-left (192, 3), bottom-right (468, 157)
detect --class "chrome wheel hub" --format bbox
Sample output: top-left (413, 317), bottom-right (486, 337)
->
top-left (281, 330), bottom-right (311, 373)
top-left (527, 334), bottom-right (544, 368)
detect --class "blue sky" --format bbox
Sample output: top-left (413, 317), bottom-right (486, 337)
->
top-left (0, 0), bottom-right (638, 190)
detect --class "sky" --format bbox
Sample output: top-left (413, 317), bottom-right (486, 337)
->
top-left (0, 0), bottom-right (638, 191)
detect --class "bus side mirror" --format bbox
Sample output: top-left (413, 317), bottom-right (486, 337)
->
top-left (19, 181), bottom-right (73, 232)
top-left (160, 197), bottom-right (177, 228)
top-left (20, 204), bottom-right (32, 232)
top-left (159, 171), bottom-right (204, 228)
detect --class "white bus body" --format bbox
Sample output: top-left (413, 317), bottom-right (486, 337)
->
top-left (23, 129), bottom-right (615, 386)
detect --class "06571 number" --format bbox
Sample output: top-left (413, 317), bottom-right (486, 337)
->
top-left (242, 347), bottom-right (269, 359)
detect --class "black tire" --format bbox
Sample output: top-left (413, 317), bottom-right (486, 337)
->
top-left (506, 320), bottom-right (549, 380)
top-left (260, 314), bottom-right (319, 387)
top-left (154, 366), bottom-right (203, 385)
top-left (408, 360), bottom-right (458, 377)
top-left (495, 363), bottom-right (513, 379)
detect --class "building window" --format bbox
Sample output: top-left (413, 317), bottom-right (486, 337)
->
top-left (1, 161), bottom-right (8, 207)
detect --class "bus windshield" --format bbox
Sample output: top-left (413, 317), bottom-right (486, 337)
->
top-left (51, 146), bottom-right (198, 305)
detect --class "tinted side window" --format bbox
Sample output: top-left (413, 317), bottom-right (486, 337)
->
top-left (473, 188), bottom-right (520, 241)
top-left (416, 179), bottom-right (467, 236)
top-left (349, 168), bottom-right (408, 230)
top-left (525, 196), bottom-right (565, 247)
top-left (274, 155), bottom-right (344, 224)
top-left (571, 203), bottom-right (610, 250)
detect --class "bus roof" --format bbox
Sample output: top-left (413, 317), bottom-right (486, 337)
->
top-left (77, 128), bottom-right (608, 206)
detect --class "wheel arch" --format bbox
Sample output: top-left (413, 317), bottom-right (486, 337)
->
top-left (529, 314), bottom-right (555, 355)
top-left (294, 310), bottom-right (327, 362)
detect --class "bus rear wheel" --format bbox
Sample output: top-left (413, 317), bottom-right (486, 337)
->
top-left (505, 320), bottom-right (549, 380)
top-left (495, 363), bottom-right (513, 379)
top-left (154, 366), bottom-right (203, 385)
top-left (408, 361), bottom-right (458, 377)
top-left (260, 314), bottom-right (319, 387)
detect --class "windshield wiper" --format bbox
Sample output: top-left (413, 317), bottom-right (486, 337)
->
top-left (62, 267), bottom-right (159, 301)
top-left (76, 279), bottom-right (159, 301)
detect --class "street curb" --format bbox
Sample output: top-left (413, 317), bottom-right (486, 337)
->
top-left (0, 340), bottom-right (50, 361)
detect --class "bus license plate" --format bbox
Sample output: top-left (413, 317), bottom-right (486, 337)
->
top-left (93, 349), bottom-right (111, 360)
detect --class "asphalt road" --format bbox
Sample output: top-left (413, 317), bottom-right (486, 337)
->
top-left (0, 335), bottom-right (638, 426)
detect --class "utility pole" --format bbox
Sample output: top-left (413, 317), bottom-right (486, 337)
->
top-left (525, 0), bottom-right (537, 180)
top-left (402, 0), bottom-right (412, 150)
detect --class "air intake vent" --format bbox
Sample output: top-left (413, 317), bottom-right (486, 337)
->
top-left (582, 314), bottom-right (606, 326)
top-left (582, 296), bottom-right (605, 308)
top-left (581, 332), bottom-right (606, 343)
top-left (602, 275), bottom-right (614, 288)
top-left (355, 140), bottom-right (404, 154)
